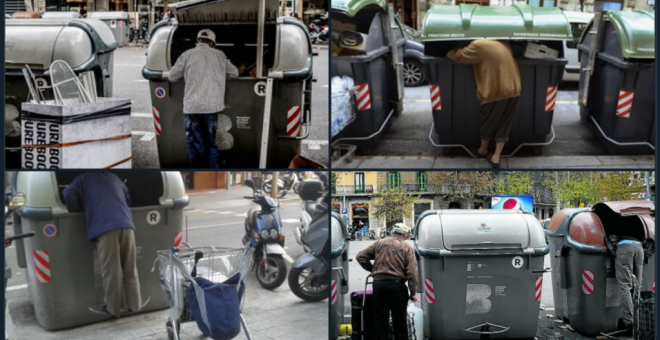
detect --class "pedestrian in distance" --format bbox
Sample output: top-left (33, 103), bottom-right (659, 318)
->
top-left (447, 39), bottom-right (521, 168)
top-left (62, 172), bottom-right (143, 319)
top-left (356, 226), bottom-right (418, 340)
top-left (608, 233), bottom-right (645, 336)
top-left (167, 29), bottom-right (239, 168)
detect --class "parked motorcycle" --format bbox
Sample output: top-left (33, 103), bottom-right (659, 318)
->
top-left (309, 19), bottom-right (328, 44)
top-left (242, 179), bottom-right (288, 290)
top-left (130, 20), bottom-right (150, 44)
top-left (294, 174), bottom-right (327, 248)
top-left (263, 172), bottom-right (302, 198)
top-left (288, 189), bottom-right (329, 302)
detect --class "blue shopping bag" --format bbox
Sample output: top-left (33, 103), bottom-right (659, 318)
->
top-left (186, 273), bottom-right (245, 340)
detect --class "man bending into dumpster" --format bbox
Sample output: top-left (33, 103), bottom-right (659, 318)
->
top-left (356, 226), bottom-right (418, 340)
top-left (63, 172), bottom-right (143, 319)
top-left (447, 39), bottom-right (521, 168)
top-left (609, 233), bottom-right (645, 336)
top-left (167, 29), bottom-right (239, 168)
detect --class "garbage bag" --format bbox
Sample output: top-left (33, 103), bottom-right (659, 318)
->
top-left (186, 273), bottom-right (246, 340)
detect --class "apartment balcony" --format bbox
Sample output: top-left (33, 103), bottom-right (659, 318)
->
top-left (331, 185), bottom-right (375, 196)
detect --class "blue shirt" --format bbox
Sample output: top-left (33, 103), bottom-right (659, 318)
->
top-left (63, 172), bottom-right (134, 242)
top-left (618, 240), bottom-right (642, 246)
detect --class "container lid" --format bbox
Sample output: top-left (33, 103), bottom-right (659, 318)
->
top-left (331, 0), bottom-right (386, 17)
top-left (89, 11), bottom-right (130, 20)
top-left (170, 0), bottom-right (279, 25)
top-left (592, 200), bottom-right (654, 217)
top-left (605, 10), bottom-right (655, 60)
top-left (43, 12), bottom-right (82, 19)
top-left (416, 210), bottom-right (546, 252)
top-left (567, 212), bottom-right (606, 249)
top-left (421, 4), bottom-right (572, 42)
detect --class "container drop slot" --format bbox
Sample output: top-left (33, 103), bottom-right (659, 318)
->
top-left (424, 40), bottom-right (564, 59)
top-left (170, 25), bottom-right (276, 78)
top-left (331, 10), bottom-right (387, 56)
top-left (592, 205), bottom-right (650, 243)
top-left (56, 171), bottom-right (164, 207)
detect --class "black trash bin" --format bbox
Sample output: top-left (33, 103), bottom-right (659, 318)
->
top-left (545, 201), bottom-right (655, 335)
top-left (578, 10), bottom-right (655, 154)
top-left (422, 4), bottom-right (573, 156)
top-left (331, 0), bottom-right (406, 152)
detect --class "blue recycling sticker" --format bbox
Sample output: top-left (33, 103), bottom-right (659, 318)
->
top-left (43, 224), bottom-right (57, 237)
top-left (155, 87), bottom-right (166, 99)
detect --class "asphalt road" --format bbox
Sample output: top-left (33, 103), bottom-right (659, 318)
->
top-left (114, 46), bottom-right (329, 168)
top-left (363, 82), bottom-right (653, 158)
top-left (341, 239), bottom-right (601, 340)
top-left (5, 185), bottom-right (328, 340)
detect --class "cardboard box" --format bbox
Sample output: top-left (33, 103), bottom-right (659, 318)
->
top-left (21, 98), bottom-right (132, 169)
top-left (524, 43), bottom-right (559, 59)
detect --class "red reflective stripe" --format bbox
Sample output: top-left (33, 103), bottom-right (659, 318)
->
top-left (35, 265), bottom-right (52, 283)
top-left (287, 107), bottom-right (301, 124)
top-left (287, 120), bottom-right (302, 137)
top-left (425, 280), bottom-right (434, 294)
top-left (34, 251), bottom-right (50, 270)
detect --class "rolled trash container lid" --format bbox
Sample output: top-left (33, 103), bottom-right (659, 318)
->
top-left (604, 10), bottom-right (655, 60)
top-left (89, 11), bottom-right (130, 20)
top-left (566, 212), bottom-right (607, 249)
top-left (592, 200), bottom-right (655, 243)
top-left (12, 12), bottom-right (40, 19)
top-left (169, 0), bottom-right (279, 25)
top-left (416, 210), bottom-right (546, 253)
top-left (421, 4), bottom-right (572, 42)
top-left (332, 0), bottom-right (386, 17)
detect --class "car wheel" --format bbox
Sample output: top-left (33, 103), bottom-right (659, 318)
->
top-left (403, 59), bottom-right (425, 87)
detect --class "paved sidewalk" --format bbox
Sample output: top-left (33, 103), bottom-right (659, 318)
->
top-left (335, 155), bottom-right (655, 169)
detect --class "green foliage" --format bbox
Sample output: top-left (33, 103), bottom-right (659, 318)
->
top-left (427, 171), bottom-right (494, 201)
top-left (495, 172), bottom-right (534, 195)
top-left (372, 188), bottom-right (419, 224)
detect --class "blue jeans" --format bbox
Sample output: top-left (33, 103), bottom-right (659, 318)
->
top-left (184, 113), bottom-right (219, 168)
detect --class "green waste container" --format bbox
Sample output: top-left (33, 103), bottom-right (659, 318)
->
top-left (331, 0), bottom-right (406, 152)
top-left (142, 0), bottom-right (313, 168)
top-left (414, 210), bottom-right (549, 339)
top-left (422, 5), bottom-right (572, 156)
top-left (5, 18), bottom-right (118, 168)
top-left (11, 171), bottom-right (189, 330)
top-left (545, 201), bottom-right (655, 335)
top-left (330, 212), bottom-right (349, 340)
top-left (578, 11), bottom-right (655, 154)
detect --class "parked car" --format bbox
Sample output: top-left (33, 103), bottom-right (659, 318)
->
top-left (562, 11), bottom-right (594, 82)
top-left (398, 20), bottom-right (426, 87)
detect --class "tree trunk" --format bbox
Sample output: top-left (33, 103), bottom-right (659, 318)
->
top-left (271, 172), bottom-right (279, 199)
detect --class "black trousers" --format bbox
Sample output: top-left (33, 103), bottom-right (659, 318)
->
top-left (480, 96), bottom-right (520, 143)
top-left (373, 279), bottom-right (409, 340)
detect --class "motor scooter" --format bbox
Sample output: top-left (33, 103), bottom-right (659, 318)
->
top-left (263, 172), bottom-right (302, 198)
top-left (242, 179), bottom-right (288, 290)
top-left (288, 190), bottom-right (329, 302)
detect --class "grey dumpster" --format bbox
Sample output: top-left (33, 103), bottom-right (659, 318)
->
top-left (142, 0), bottom-right (313, 168)
top-left (42, 12), bottom-right (82, 19)
top-left (578, 10), bottom-right (655, 154)
top-left (331, 0), bottom-right (406, 152)
top-left (331, 211), bottom-right (349, 339)
top-left (422, 4), bottom-right (572, 155)
top-left (5, 19), bottom-right (118, 169)
top-left (11, 171), bottom-right (189, 330)
top-left (545, 200), bottom-right (655, 335)
top-left (89, 11), bottom-right (130, 47)
top-left (414, 210), bottom-right (549, 339)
